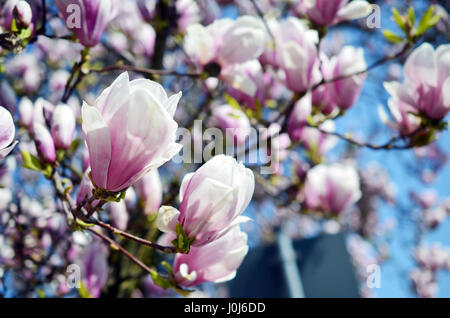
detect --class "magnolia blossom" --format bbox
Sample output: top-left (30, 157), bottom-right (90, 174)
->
top-left (301, 0), bottom-right (372, 26)
top-left (287, 94), bottom-right (337, 158)
top-left (328, 46), bottom-right (367, 110)
top-left (51, 105), bottom-right (76, 150)
top-left (221, 60), bottom-right (266, 110)
top-left (0, 81), bottom-right (16, 113)
top-left (81, 72), bottom-right (182, 192)
top-left (0, 0), bottom-right (33, 30)
top-left (4, 53), bottom-right (43, 94)
top-left (414, 243), bottom-right (450, 271)
top-left (209, 103), bottom-right (251, 146)
top-left (137, 0), bottom-right (156, 22)
top-left (76, 170), bottom-right (99, 209)
top-left (76, 242), bottom-right (108, 298)
top-left (54, 0), bottom-right (117, 47)
top-left (133, 169), bottom-right (163, 215)
top-left (33, 123), bottom-right (56, 163)
top-left (276, 17), bottom-right (321, 93)
top-left (176, 0), bottom-right (200, 32)
top-left (287, 93), bottom-right (312, 141)
top-left (157, 155), bottom-right (254, 247)
top-left (109, 200), bottom-right (128, 231)
top-left (410, 268), bottom-right (438, 298)
top-left (184, 16), bottom-right (267, 71)
top-left (383, 43), bottom-right (450, 121)
top-left (173, 226), bottom-right (248, 287)
top-left (0, 106), bottom-right (17, 159)
top-left (303, 163), bottom-right (361, 215)
top-left (296, 121), bottom-right (338, 161)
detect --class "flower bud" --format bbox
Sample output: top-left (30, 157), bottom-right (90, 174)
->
top-left (134, 169), bottom-right (162, 215)
top-left (33, 123), bottom-right (56, 163)
top-left (0, 106), bottom-right (17, 159)
top-left (18, 97), bottom-right (33, 129)
top-left (51, 104), bottom-right (76, 150)
top-left (13, 0), bottom-right (33, 28)
top-left (0, 80), bottom-right (17, 114)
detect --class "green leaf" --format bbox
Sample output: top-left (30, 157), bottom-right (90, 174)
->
top-left (224, 93), bottom-right (242, 111)
top-left (150, 270), bottom-right (171, 289)
top-left (21, 150), bottom-right (43, 172)
top-left (171, 222), bottom-right (195, 253)
top-left (392, 8), bottom-right (406, 32)
top-left (382, 30), bottom-right (404, 43)
top-left (10, 18), bottom-right (18, 33)
top-left (69, 139), bottom-right (81, 154)
top-left (18, 27), bottom-right (31, 40)
top-left (427, 13), bottom-right (442, 28)
top-left (37, 288), bottom-right (46, 298)
top-left (416, 6), bottom-right (438, 36)
top-left (407, 7), bottom-right (415, 26)
top-left (161, 261), bottom-right (173, 277)
top-left (78, 282), bottom-right (91, 298)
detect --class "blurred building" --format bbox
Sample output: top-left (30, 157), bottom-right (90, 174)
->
top-left (228, 232), bottom-right (360, 297)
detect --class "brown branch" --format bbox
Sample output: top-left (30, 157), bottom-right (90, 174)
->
top-left (90, 64), bottom-right (201, 78)
top-left (51, 170), bottom-right (176, 253)
top-left (87, 228), bottom-right (154, 274)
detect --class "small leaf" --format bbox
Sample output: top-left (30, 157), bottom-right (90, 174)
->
top-left (78, 282), bottom-right (91, 298)
top-left (10, 18), bottom-right (18, 33)
top-left (392, 8), bottom-right (406, 32)
top-left (382, 30), bottom-right (404, 43)
top-left (224, 93), bottom-right (242, 111)
top-left (18, 27), bottom-right (31, 40)
top-left (21, 150), bottom-right (43, 172)
top-left (407, 7), bottom-right (415, 26)
top-left (416, 6), bottom-right (435, 36)
top-left (150, 270), bottom-right (171, 289)
top-left (37, 288), bottom-right (46, 298)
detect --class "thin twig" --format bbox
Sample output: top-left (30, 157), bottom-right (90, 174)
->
top-left (87, 228), bottom-right (154, 274)
top-left (51, 170), bottom-right (176, 253)
top-left (90, 64), bottom-right (202, 78)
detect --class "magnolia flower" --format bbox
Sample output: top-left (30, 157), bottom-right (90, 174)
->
top-left (133, 169), bottom-right (163, 215)
top-left (276, 17), bottom-right (321, 93)
top-left (81, 72), bottom-right (182, 192)
top-left (303, 163), bottom-right (361, 215)
top-left (184, 16), bottom-right (267, 71)
top-left (176, 0), bottom-right (200, 32)
top-left (0, 0), bottom-right (32, 30)
top-left (383, 43), bottom-right (450, 121)
top-left (54, 0), bottom-right (117, 47)
top-left (51, 104), bottom-right (76, 150)
top-left (0, 106), bottom-right (17, 159)
top-left (287, 93), bottom-right (312, 141)
top-left (137, 0), bottom-right (156, 22)
top-left (173, 226), bottom-right (248, 287)
top-left (295, 121), bottom-right (338, 162)
top-left (221, 60), bottom-right (266, 110)
top-left (109, 200), bottom-right (128, 231)
top-left (0, 81), bottom-right (16, 113)
top-left (157, 155), bottom-right (254, 247)
top-left (328, 46), bottom-right (367, 110)
top-left (410, 268), bottom-right (438, 298)
top-left (4, 53), bottom-right (43, 94)
top-left (209, 104), bottom-right (251, 146)
top-left (302, 0), bottom-right (372, 26)
top-left (76, 241), bottom-right (108, 298)
top-left (76, 170), bottom-right (99, 209)
top-left (33, 123), bottom-right (56, 163)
